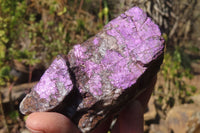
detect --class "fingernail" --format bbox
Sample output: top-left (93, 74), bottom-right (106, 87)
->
top-left (26, 127), bottom-right (44, 133)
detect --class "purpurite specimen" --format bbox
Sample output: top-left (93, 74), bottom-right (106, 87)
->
top-left (20, 7), bottom-right (164, 132)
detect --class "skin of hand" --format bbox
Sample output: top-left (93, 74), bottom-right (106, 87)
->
top-left (26, 76), bottom-right (157, 133)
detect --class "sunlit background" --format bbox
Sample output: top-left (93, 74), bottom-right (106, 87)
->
top-left (0, 0), bottom-right (199, 132)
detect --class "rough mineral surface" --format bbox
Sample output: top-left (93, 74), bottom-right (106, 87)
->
top-left (20, 7), bottom-right (164, 133)
top-left (20, 55), bottom-right (73, 114)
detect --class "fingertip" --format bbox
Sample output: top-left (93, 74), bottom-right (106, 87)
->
top-left (26, 112), bottom-right (43, 132)
top-left (26, 112), bottom-right (80, 133)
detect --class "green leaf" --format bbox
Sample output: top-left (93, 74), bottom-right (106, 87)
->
top-left (0, 30), bottom-right (5, 37)
top-left (9, 110), bottom-right (19, 121)
top-left (103, 7), bottom-right (109, 15)
top-left (0, 66), bottom-right (11, 78)
top-left (57, 7), bottom-right (67, 16)
top-left (1, 36), bottom-right (9, 43)
top-left (0, 44), bottom-right (6, 59)
top-left (190, 86), bottom-right (197, 93)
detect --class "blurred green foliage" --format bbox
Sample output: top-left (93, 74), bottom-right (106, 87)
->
top-left (0, 0), bottom-right (29, 86)
top-left (0, 0), bottom-right (103, 87)
top-left (161, 48), bottom-right (194, 103)
top-left (8, 110), bottom-right (19, 122)
top-left (98, 0), bottom-right (109, 25)
top-left (0, 66), bottom-right (12, 86)
top-left (156, 34), bottom-right (198, 111)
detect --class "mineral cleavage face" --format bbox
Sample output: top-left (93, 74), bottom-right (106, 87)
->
top-left (20, 7), bottom-right (165, 133)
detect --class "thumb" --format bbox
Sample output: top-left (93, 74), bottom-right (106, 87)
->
top-left (26, 112), bottom-right (80, 133)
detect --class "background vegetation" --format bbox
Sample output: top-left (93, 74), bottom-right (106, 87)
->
top-left (0, 0), bottom-right (199, 132)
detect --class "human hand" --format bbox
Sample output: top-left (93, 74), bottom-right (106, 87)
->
top-left (25, 76), bottom-right (157, 133)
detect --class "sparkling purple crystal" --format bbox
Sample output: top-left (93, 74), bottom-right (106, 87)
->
top-left (20, 7), bottom-right (164, 132)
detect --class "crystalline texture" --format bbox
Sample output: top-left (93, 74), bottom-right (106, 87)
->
top-left (20, 55), bottom-right (73, 114)
top-left (20, 7), bottom-right (165, 132)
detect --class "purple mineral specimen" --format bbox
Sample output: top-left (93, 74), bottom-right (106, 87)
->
top-left (20, 55), bottom-right (73, 114)
top-left (20, 7), bottom-right (164, 132)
